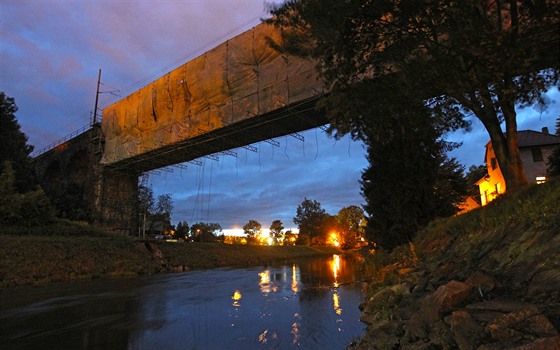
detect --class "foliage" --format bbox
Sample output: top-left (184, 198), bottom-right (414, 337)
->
top-left (269, 219), bottom-right (284, 244)
top-left (268, 0), bottom-right (560, 192)
top-left (46, 182), bottom-right (89, 221)
top-left (137, 184), bottom-right (174, 234)
top-left (282, 229), bottom-right (298, 245)
top-left (337, 205), bottom-right (366, 248)
top-left (432, 157), bottom-right (469, 217)
top-left (359, 105), bottom-right (469, 250)
top-left (190, 222), bottom-right (222, 243)
top-left (0, 161), bottom-right (55, 226)
top-left (154, 193), bottom-right (173, 221)
top-left (138, 185), bottom-right (155, 215)
top-left (175, 221), bottom-right (189, 240)
top-left (547, 117), bottom-right (560, 177)
top-left (0, 92), bottom-right (36, 193)
top-left (465, 164), bottom-right (488, 201)
top-left (318, 214), bottom-right (339, 244)
top-left (293, 197), bottom-right (327, 244)
top-left (243, 219), bottom-right (262, 244)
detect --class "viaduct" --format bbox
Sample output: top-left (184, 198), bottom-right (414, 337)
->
top-left (34, 24), bottom-right (326, 231)
top-left (33, 21), bottom-right (559, 232)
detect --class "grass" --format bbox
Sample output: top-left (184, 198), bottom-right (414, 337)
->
top-left (414, 179), bottom-right (560, 285)
top-left (0, 226), bottom-right (343, 288)
top-left (160, 243), bottom-right (342, 269)
top-left (355, 179), bottom-right (560, 345)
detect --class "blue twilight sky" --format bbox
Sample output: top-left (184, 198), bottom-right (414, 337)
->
top-left (1, 1), bottom-right (558, 230)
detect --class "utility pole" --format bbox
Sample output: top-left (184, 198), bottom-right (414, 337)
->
top-left (92, 69), bottom-right (101, 125)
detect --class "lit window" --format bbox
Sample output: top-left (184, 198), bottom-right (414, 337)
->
top-left (536, 176), bottom-right (546, 184)
top-left (532, 148), bottom-right (543, 162)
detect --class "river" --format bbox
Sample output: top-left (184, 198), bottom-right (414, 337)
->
top-left (0, 254), bottom-right (365, 349)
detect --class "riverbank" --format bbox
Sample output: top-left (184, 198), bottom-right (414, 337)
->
top-left (351, 179), bottom-right (560, 349)
top-left (0, 233), bottom-right (342, 288)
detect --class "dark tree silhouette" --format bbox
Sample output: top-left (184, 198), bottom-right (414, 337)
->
top-left (0, 92), bottom-right (36, 192)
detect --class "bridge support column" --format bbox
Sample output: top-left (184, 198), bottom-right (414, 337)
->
top-left (90, 168), bottom-right (139, 234)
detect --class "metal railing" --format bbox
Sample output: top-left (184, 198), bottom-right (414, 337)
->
top-left (32, 124), bottom-right (92, 157)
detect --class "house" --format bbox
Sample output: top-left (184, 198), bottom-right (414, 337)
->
top-left (476, 127), bottom-right (560, 206)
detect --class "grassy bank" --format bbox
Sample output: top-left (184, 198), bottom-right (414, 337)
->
top-left (352, 179), bottom-right (560, 349)
top-left (0, 229), bottom-right (342, 288)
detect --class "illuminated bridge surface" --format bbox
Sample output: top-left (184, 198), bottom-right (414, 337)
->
top-left (100, 24), bottom-right (325, 173)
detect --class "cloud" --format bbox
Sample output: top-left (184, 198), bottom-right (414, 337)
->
top-left (149, 129), bottom-right (367, 228)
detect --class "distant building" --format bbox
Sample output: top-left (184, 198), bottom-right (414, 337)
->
top-left (476, 127), bottom-right (560, 206)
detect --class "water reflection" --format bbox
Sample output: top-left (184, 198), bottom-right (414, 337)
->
top-left (232, 289), bottom-right (242, 307)
top-left (333, 292), bottom-right (342, 315)
top-left (291, 314), bottom-right (302, 345)
top-left (332, 254), bottom-right (341, 287)
top-left (291, 264), bottom-right (299, 293)
top-left (1, 255), bottom-right (364, 349)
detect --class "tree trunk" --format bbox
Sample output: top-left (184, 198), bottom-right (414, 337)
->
top-left (497, 76), bottom-right (528, 193)
top-left (492, 129), bottom-right (527, 193)
top-left (458, 80), bottom-right (528, 194)
top-left (485, 104), bottom-right (528, 193)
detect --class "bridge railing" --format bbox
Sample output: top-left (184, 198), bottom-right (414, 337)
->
top-left (32, 124), bottom-right (93, 158)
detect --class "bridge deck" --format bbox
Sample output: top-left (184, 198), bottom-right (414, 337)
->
top-left (104, 96), bottom-right (326, 173)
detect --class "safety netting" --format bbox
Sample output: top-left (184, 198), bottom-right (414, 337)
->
top-left (101, 24), bottom-right (322, 165)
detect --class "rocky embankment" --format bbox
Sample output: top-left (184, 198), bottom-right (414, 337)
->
top-left (352, 181), bottom-right (560, 349)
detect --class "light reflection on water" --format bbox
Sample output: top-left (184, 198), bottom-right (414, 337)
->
top-left (0, 254), bottom-right (364, 349)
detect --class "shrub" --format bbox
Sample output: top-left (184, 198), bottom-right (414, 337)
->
top-left (0, 161), bottom-right (55, 227)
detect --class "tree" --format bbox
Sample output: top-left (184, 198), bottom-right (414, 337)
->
top-left (154, 193), bottom-right (174, 224)
top-left (243, 219), bottom-right (262, 244)
top-left (191, 222), bottom-right (222, 243)
top-left (283, 229), bottom-right (297, 245)
top-left (137, 186), bottom-right (174, 234)
top-left (319, 214), bottom-right (340, 246)
top-left (465, 165), bottom-right (488, 201)
top-left (269, 220), bottom-right (284, 244)
top-left (358, 105), bottom-right (469, 249)
top-left (268, 0), bottom-right (560, 193)
top-left (337, 205), bottom-right (365, 249)
top-left (0, 161), bottom-right (54, 226)
top-left (175, 221), bottom-right (189, 240)
top-left (547, 117), bottom-right (560, 177)
top-left (293, 198), bottom-right (327, 245)
top-left (138, 185), bottom-right (155, 215)
top-left (432, 157), bottom-right (469, 217)
top-left (0, 92), bottom-right (36, 193)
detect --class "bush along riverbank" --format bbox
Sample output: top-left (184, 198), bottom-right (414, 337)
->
top-left (351, 179), bottom-right (560, 350)
top-left (0, 223), bottom-right (342, 288)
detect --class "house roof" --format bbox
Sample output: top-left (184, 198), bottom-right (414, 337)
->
top-left (516, 129), bottom-right (560, 148)
top-left (482, 128), bottom-right (560, 163)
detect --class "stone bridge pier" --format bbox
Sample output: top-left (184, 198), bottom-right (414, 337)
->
top-left (33, 124), bottom-right (139, 232)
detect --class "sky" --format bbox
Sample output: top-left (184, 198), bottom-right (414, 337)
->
top-left (1, 1), bottom-right (558, 230)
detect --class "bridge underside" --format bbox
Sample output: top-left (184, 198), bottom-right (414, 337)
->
top-left (104, 96), bottom-right (326, 173)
